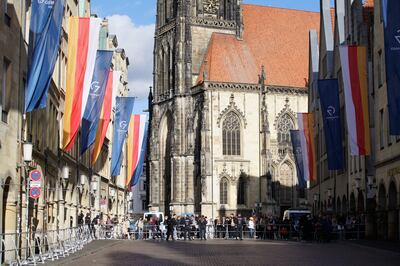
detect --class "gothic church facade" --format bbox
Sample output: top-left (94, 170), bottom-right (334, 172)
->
top-left (148, 0), bottom-right (320, 218)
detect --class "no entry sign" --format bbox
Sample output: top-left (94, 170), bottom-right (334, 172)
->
top-left (29, 187), bottom-right (41, 199)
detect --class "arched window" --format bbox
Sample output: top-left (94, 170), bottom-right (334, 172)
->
top-left (237, 176), bottom-right (246, 205)
top-left (222, 112), bottom-right (241, 156)
top-left (277, 113), bottom-right (294, 144)
top-left (220, 178), bottom-right (228, 204)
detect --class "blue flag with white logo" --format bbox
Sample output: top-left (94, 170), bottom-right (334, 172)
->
top-left (290, 130), bottom-right (306, 189)
top-left (318, 79), bottom-right (344, 170)
top-left (111, 97), bottom-right (135, 177)
top-left (25, 0), bottom-right (64, 112)
top-left (131, 122), bottom-right (149, 187)
top-left (80, 50), bottom-right (113, 155)
top-left (382, 0), bottom-right (400, 135)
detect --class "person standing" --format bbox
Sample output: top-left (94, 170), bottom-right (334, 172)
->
top-left (78, 211), bottom-right (84, 226)
top-left (166, 216), bottom-right (176, 241)
top-left (199, 216), bottom-right (207, 240)
top-left (85, 213), bottom-right (91, 236)
top-left (184, 215), bottom-right (192, 240)
top-left (248, 217), bottom-right (255, 239)
top-left (236, 214), bottom-right (243, 240)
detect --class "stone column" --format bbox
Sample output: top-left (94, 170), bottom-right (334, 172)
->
top-left (185, 155), bottom-right (195, 214)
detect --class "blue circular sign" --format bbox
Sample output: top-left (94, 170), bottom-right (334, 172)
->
top-left (29, 170), bottom-right (42, 182)
top-left (30, 187), bottom-right (41, 199)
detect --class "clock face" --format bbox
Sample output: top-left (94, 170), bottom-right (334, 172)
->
top-left (203, 0), bottom-right (219, 14)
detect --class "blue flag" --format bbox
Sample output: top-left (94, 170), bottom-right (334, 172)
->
top-left (80, 50), bottom-right (113, 155)
top-left (25, 0), bottom-right (64, 112)
top-left (111, 97), bottom-right (135, 177)
top-left (131, 122), bottom-right (149, 187)
top-left (290, 130), bottom-right (306, 189)
top-left (318, 79), bottom-right (344, 170)
top-left (382, 0), bottom-right (400, 135)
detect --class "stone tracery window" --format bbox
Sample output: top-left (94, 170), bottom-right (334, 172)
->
top-left (222, 112), bottom-right (241, 156)
top-left (277, 113), bottom-right (294, 144)
top-left (220, 178), bottom-right (228, 204)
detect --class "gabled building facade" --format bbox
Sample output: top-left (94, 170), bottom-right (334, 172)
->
top-left (149, 0), bottom-right (320, 218)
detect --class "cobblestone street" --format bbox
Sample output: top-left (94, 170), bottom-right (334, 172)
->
top-left (48, 239), bottom-right (400, 266)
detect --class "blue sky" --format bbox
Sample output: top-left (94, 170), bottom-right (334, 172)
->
top-left (91, 0), bottom-right (321, 113)
top-left (93, 1), bottom-right (321, 24)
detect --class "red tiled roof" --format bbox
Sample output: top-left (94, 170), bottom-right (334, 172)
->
top-left (363, 0), bottom-right (374, 8)
top-left (197, 5), bottom-right (320, 88)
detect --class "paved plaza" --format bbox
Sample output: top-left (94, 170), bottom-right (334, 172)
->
top-left (48, 239), bottom-right (400, 266)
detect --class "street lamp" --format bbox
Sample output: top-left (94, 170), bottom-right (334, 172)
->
top-left (23, 142), bottom-right (33, 162)
top-left (62, 165), bottom-right (70, 181)
top-left (22, 142), bottom-right (33, 256)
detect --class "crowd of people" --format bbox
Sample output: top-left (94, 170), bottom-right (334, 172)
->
top-left (76, 211), bottom-right (365, 242)
top-left (124, 213), bottom-right (365, 242)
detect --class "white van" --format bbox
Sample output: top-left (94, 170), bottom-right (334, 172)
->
top-left (283, 209), bottom-right (311, 223)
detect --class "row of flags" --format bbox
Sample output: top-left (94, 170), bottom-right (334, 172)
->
top-left (291, 44), bottom-right (370, 188)
top-left (292, 0), bottom-right (400, 187)
top-left (24, 0), bottom-right (148, 189)
top-left (292, 18), bottom-right (400, 187)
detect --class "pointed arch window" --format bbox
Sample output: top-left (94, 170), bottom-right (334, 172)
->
top-left (220, 178), bottom-right (228, 204)
top-left (222, 112), bottom-right (241, 156)
top-left (277, 113), bottom-right (294, 144)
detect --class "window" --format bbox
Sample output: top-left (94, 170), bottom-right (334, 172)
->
top-left (220, 178), bottom-right (228, 204)
top-left (277, 113), bottom-right (294, 144)
top-left (380, 109), bottom-right (384, 149)
top-left (378, 50), bottom-right (383, 88)
top-left (140, 180), bottom-right (147, 192)
top-left (141, 200), bottom-right (146, 211)
top-left (1, 58), bottom-right (11, 123)
top-left (387, 109), bottom-right (396, 146)
top-left (222, 112), bottom-right (241, 156)
top-left (237, 176), bottom-right (246, 205)
top-left (4, 0), bottom-right (11, 26)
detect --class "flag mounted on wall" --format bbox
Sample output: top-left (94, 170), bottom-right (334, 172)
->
top-left (62, 17), bottom-right (101, 151)
top-left (318, 79), bottom-right (344, 170)
top-left (131, 123), bottom-right (149, 188)
top-left (290, 130), bottom-right (307, 189)
top-left (91, 71), bottom-right (121, 164)
top-left (126, 115), bottom-right (148, 187)
top-left (25, 0), bottom-right (65, 112)
top-left (382, 0), bottom-right (400, 135)
top-left (80, 50), bottom-right (113, 155)
top-left (339, 45), bottom-right (371, 155)
top-left (298, 113), bottom-right (317, 182)
top-left (111, 97), bottom-right (135, 177)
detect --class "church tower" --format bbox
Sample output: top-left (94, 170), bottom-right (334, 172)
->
top-left (149, 0), bottom-right (242, 215)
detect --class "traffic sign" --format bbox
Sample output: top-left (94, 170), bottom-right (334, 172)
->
top-left (29, 187), bottom-right (41, 199)
top-left (29, 170), bottom-right (42, 182)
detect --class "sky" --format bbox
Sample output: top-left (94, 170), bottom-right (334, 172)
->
top-left (91, 0), bottom-right (322, 113)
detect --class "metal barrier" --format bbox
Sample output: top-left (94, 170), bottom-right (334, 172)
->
top-left (0, 226), bottom-right (94, 265)
top-left (115, 223), bottom-right (366, 242)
